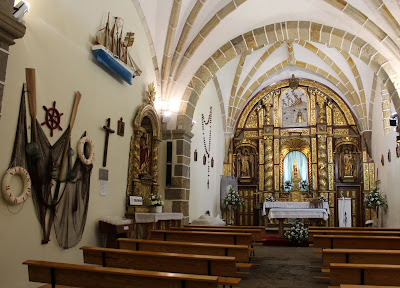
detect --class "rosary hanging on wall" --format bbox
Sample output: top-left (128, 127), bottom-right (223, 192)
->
top-left (201, 106), bottom-right (212, 189)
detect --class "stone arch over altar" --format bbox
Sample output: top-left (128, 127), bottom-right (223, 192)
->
top-left (224, 76), bottom-right (375, 227)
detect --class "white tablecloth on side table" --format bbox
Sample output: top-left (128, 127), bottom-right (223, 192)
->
top-left (135, 213), bottom-right (184, 223)
top-left (268, 208), bottom-right (329, 221)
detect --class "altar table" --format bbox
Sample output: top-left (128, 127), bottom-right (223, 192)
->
top-left (268, 208), bottom-right (329, 238)
top-left (262, 201), bottom-right (329, 216)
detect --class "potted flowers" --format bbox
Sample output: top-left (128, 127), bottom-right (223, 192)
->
top-left (299, 180), bottom-right (309, 191)
top-left (364, 187), bottom-right (388, 227)
top-left (222, 186), bottom-right (244, 225)
top-left (285, 219), bottom-right (309, 244)
top-left (264, 196), bottom-right (276, 202)
top-left (283, 180), bottom-right (293, 192)
top-left (150, 194), bottom-right (164, 213)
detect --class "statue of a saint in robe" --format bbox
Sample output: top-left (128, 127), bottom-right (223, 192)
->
top-left (291, 158), bottom-right (301, 181)
top-left (343, 151), bottom-right (354, 177)
top-left (140, 134), bottom-right (150, 176)
top-left (239, 152), bottom-right (250, 177)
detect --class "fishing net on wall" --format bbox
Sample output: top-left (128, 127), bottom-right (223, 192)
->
top-left (9, 86), bottom-right (92, 248)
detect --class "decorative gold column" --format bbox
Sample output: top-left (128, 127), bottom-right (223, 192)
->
top-left (265, 104), bottom-right (272, 125)
top-left (152, 136), bottom-right (161, 194)
top-left (318, 135), bottom-right (328, 190)
top-left (264, 137), bottom-right (273, 191)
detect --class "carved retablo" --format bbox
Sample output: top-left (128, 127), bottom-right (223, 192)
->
top-left (126, 82), bottom-right (161, 214)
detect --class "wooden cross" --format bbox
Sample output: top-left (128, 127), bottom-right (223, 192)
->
top-left (102, 118), bottom-right (115, 167)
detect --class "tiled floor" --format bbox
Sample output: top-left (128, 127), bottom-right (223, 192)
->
top-left (238, 246), bottom-right (328, 288)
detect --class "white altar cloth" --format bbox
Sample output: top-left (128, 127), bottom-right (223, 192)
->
top-left (262, 201), bottom-right (329, 216)
top-left (268, 208), bottom-right (329, 221)
top-left (135, 212), bottom-right (183, 223)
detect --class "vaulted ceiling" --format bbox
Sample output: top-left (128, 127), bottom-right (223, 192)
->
top-left (135, 0), bottom-right (400, 134)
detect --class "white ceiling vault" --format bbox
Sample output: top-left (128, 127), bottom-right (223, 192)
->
top-left (135, 0), bottom-right (400, 134)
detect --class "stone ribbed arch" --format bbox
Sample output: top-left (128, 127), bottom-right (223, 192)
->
top-left (177, 21), bottom-right (400, 133)
top-left (166, 0), bottom-right (207, 99)
top-left (168, 0), bottom-right (248, 98)
top-left (161, 0), bottom-right (182, 97)
top-left (212, 77), bottom-right (227, 132)
top-left (228, 40), bottom-right (368, 130)
top-left (323, 0), bottom-right (400, 56)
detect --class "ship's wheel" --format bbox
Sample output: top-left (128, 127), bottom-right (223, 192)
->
top-left (41, 101), bottom-right (63, 137)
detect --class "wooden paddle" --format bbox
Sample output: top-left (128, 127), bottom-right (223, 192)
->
top-left (26, 68), bottom-right (49, 244)
top-left (45, 91), bottom-right (82, 242)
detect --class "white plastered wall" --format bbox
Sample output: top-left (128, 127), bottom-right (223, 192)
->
top-left (189, 80), bottom-right (225, 222)
top-left (0, 0), bottom-right (157, 287)
top-left (371, 82), bottom-right (400, 228)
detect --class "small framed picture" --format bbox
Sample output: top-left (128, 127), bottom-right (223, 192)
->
top-left (203, 154), bottom-right (206, 165)
top-left (117, 117), bottom-right (125, 136)
top-left (388, 149), bottom-right (391, 162)
top-left (396, 145), bottom-right (400, 158)
top-left (194, 149), bottom-right (198, 161)
top-left (381, 154), bottom-right (384, 166)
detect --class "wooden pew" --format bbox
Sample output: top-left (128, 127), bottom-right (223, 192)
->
top-left (330, 263), bottom-right (400, 286)
top-left (150, 230), bottom-right (253, 246)
top-left (322, 249), bottom-right (400, 267)
top-left (309, 226), bottom-right (400, 231)
top-left (340, 285), bottom-right (400, 288)
top-left (81, 246), bottom-right (242, 287)
top-left (118, 238), bottom-right (250, 262)
top-left (185, 225), bottom-right (266, 237)
top-left (313, 235), bottom-right (400, 250)
top-left (309, 230), bottom-right (400, 241)
top-left (24, 260), bottom-right (219, 288)
top-left (171, 226), bottom-right (264, 242)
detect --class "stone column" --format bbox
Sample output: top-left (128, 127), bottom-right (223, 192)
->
top-left (165, 129), bottom-right (193, 224)
top-left (0, 1), bottom-right (26, 117)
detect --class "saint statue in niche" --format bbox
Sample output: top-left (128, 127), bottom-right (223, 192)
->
top-left (343, 150), bottom-right (354, 177)
top-left (237, 149), bottom-right (254, 180)
top-left (296, 111), bottom-right (304, 123)
top-left (140, 133), bottom-right (150, 176)
top-left (291, 158), bottom-right (301, 181)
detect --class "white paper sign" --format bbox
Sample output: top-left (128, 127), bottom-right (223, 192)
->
top-left (100, 180), bottom-right (107, 196)
top-left (130, 196), bottom-right (143, 205)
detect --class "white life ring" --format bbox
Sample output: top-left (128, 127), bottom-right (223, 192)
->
top-left (78, 136), bottom-right (95, 165)
top-left (2, 166), bottom-right (32, 204)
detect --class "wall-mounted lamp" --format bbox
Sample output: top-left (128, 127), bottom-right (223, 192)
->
top-left (155, 99), bottom-right (180, 123)
top-left (13, 1), bottom-right (29, 22)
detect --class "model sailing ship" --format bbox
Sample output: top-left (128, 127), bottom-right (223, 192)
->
top-left (92, 13), bottom-right (142, 85)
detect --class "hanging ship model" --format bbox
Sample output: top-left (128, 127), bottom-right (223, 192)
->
top-left (92, 13), bottom-right (142, 85)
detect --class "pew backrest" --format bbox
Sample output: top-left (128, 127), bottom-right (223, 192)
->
top-left (80, 246), bottom-right (237, 277)
top-left (150, 230), bottom-right (253, 246)
top-left (24, 260), bottom-right (219, 288)
top-left (322, 248), bottom-right (400, 267)
top-left (309, 230), bottom-right (400, 241)
top-left (330, 263), bottom-right (400, 286)
top-left (313, 235), bottom-right (400, 249)
top-left (171, 227), bottom-right (263, 241)
top-left (117, 238), bottom-right (250, 262)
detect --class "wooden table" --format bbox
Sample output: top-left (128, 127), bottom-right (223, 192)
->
top-left (268, 208), bottom-right (328, 238)
top-left (98, 220), bottom-right (135, 248)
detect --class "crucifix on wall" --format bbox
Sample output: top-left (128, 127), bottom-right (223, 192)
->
top-left (102, 118), bottom-right (115, 167)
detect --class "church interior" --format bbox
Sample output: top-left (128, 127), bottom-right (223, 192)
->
top-left (2, 0), bottom-right (400, 287)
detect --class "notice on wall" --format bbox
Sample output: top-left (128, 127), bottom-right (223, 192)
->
top-left (100, 180), bottom-right (107, 196)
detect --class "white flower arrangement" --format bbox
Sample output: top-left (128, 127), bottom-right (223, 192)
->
top-left (264, 196), bottom-right (276, 202)
top-left (364, 187), bottom-right (388, 213)
top-left (283, 180), bottom-right (294, 192)
top-left (150, 194), bottom-right (164, 206)
top-left (317, 195), bottom-right (328, 202)
top-left (299, 180), bottom-right (309, 191)
top-left (284, 219), bottom-right (309, 244)
top-left (223, 186), bottom-right (244, 208)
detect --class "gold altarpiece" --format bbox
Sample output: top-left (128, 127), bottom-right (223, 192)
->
top-left (224, 78), bottom-right (375, 227)
top-left (126, 83), bottom-right (162, 213)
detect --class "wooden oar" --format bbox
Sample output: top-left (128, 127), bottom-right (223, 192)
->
top-left (45, 91), bottom-right (82, 242)
top-left (26, 68), bottom-right (48, 244)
